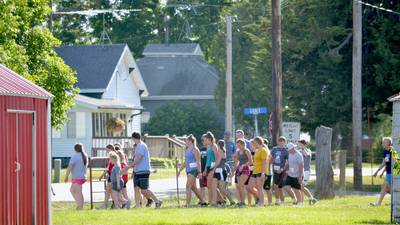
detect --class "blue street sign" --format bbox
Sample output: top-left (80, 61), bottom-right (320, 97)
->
top-left (244, 107), bottom-right (268, 115)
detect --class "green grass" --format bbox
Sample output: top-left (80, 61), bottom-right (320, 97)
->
top-left (306, 175), bottom-right (384, 193)
top-left (52, 196), bottom-right (390, 225)
top-left (52, 168), bottom-right (180, 183)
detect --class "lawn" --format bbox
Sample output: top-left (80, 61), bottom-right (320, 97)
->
top-left (52, 168), bottom-right (180, 183)
top-left (52, 196), bottom-right (390, 225)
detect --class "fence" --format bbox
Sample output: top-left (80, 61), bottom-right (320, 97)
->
top-left (92, 135), bottom-right (185, 162)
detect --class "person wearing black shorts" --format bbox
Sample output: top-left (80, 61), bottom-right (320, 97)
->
top-left (129, 132), bottom-right (162, 208)
top-left (270, 136), bottom-right (289, 205)
top-left (283, 142), bottom-right (304, 205)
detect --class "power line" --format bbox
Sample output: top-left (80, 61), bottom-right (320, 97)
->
top-left (358, 1), bottom-right (400, 16)
top-left (53, 9), bottom-right (141, 17)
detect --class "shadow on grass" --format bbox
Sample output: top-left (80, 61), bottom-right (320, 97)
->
top-left (357, 219), bottom-right (391, 224)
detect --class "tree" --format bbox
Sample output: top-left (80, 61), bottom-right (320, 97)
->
top-left (144, 101), bottom-right (224, 141)
top-left (0, 0), bottom-right (78, 129)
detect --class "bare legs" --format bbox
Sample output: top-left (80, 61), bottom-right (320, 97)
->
top-left (255, 176), bottom-right (265, 206)
top-left (236, 175), bottom-right (248, 204)
top-left (246, 177), bottom-right (258, 206)
top-left (70, 183), bottom-right (84, 210)
top-left (186, 174), bottom-right (204, 205)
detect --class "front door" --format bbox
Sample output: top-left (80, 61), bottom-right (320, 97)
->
top-left (6, 111), bottom-right (35, 225)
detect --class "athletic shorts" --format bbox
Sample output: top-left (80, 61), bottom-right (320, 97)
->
top-left (252, 173), bottom-right (263, 178)
top-left (284, 176), bottom-right (301, 190)
top-left (263, 175), bottom-right (272, 190)
top-left (187, 169), bottom-right (199, 177)
top-left (200, 175), bottom-right (207, 187)
top-left (123, 180), bottom-right (127, 188)
top-left (112, 180), bottom-right (124, 192)
top-left (386, 174), bottom-right (392, 184)
top-left (273, 172), bottom-right (286, 188)
top-left (72, 178), bottom-right (86, 185)
top-left (213, 169), bottom-right (227, 181)
top-left (134, 173), bottom-right (150, 190)
top-left (235, 165), bottom-right (251, 177)
top-left (245, 171), bottom-right (253, 185)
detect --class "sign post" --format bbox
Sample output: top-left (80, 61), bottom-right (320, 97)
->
top-left (244, 107), bottom-right (267, 137)
top-left (282, 122), bottom-right (301, 143)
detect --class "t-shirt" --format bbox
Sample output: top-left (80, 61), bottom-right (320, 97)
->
top-left (134, 142), bottom-right (151, 174)
top-left (288, 150), bottom-right (304, 178)
top-left (69, 153), bottom-right (87, 179)
top-left (121, 162), bottom-right (128, 183)
top-left (225, 140), bottom-right (236, 162)
top-left (301, 148), bottom-right (311, 171)
top-left (245, 139), bottom-right (251, 150)
top-left (384, 149), bottom-right (392, 175)
top-left (270, 147), bottom-right (289, 172)
top-left (111, 164), bottom-right (123, 183)
top-left (253, 147), bottom-right (269, 174)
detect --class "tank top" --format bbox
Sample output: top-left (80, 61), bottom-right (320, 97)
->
top-left (238, 150), bottom-right (249, 165)
top-left (185, 147), bottom-right (197, 172)
top-left (206, 145), bottom-right (216, 168)
top-left (217, 150), bottom-right (226, 169)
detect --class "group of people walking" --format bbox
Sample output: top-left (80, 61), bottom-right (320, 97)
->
top-left (178, 130), bottom-right (318, 207)
top-left (64, 129), bottom-right (395, 210)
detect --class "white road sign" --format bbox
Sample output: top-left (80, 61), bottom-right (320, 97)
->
top-left (282, 122), bottom-right (301, 144)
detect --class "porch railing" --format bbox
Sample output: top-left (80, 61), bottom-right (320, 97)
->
top-left (92, 135), bottom-right (185, 161)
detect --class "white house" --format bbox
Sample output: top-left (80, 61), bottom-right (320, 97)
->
top-left (53, 44), bottom-right (148, 161)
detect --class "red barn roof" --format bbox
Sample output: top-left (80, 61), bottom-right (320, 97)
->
top-left (0, 64), bottom-right (52, 99)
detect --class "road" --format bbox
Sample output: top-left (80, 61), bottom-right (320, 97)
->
top-left (52, 167), bottom-right (379, 202)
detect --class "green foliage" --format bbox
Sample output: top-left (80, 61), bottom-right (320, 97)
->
top-left (150, 157), bottom-right (176, 169)
top-left (0, 0), bottom-right (78, 129)
top-left (144, 101), bottom-right (224, 141)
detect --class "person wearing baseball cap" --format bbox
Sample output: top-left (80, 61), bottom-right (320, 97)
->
top-left (298, 140), bottom-right (317, 205)
top-left (283, 142), bottom-right (304, 205)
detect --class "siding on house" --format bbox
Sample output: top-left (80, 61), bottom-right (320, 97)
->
top-left (52, 107), bottom-right (93, 158)
top-left (393, 101), bottom-right (400, 152)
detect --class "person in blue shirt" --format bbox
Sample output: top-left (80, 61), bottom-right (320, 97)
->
top-left (224, 131), bottom-right (236, 172)
top-left (235, 130), bottom-right (251, 149)
top-left (128, 132), bottom-right (162, 208)
top-left (371, 137), bottom-right (394, 206)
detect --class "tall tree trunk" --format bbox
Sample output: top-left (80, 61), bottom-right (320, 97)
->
top-left (315, 126), bottom-right (335, 199)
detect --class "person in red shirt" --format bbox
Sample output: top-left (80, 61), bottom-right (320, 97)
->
top-left (117, 149), bottom-right (130, 207)
top-left (98, 144), bottom-right (116, 209)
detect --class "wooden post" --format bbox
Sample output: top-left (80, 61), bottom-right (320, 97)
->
top-left (175, 157), bottom-right (180, 206)
top-left (339, 150), bottom-right (347, 195)
top-left (225, 15), bottom-right (233, 134)
top-left (315, 126), bottom-right (335, 199)
top-left (89, 158), bottom-right (93, 210)
top-left (53, 159), bottom-right (61, 183)
top-left (352, 0), bottom-right (363, 190)
top-left (271, 0), bottom-right (283, 146)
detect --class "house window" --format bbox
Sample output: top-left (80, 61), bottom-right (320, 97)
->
top-left (67, 112), bottom-right (86, 139)
top-left (92, 112), bottom-right (128, 137)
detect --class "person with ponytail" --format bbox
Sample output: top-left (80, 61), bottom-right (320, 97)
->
top-left (202, 131), bottom-right (220, 206)
top-left (65, 143), bottom-right (88, 210)
top-left (177, 134), bottom-right (206, 206)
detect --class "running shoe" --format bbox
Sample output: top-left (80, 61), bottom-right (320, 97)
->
top-left (155, 200), bottom-right (163, 208)
top-left (146, 199), bottom-right (153, 207)
top-left (309, 198), bottom-right (318, 205)
top-left (370, 202), bottom-right (380, 207)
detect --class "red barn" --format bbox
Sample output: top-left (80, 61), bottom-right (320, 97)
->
top-left (0, 64), bottom-right (52, 225)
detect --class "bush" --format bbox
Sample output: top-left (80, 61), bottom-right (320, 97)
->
top-left (144, 101), bottom-right (224, 141)
top-left (150, 157), bottom-right (177, 169)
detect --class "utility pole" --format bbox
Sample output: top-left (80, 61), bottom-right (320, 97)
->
top-left (352, 0), bottom-right (363, 190)
top-left (225, 15), bottom-right (233, 134)
top-left (271, 0), bottom-right (282, 146)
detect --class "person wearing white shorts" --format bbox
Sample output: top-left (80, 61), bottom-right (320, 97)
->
top-left (298, 140), bottom-right (317, 205)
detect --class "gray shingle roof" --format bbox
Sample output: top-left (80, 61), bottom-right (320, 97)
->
top-left (143, 43), bottom-right (201, 56)
top-left (55, 44), bottom-right (126, 91)
top-left (137, 55), bottom-right (219, 96)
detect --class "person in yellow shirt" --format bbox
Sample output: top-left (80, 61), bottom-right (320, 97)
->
top-left (251, 136), bottom-right (269, 206)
